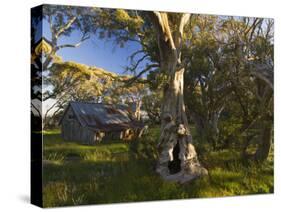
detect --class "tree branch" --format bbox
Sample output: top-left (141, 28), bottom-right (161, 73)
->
top-left (128, 49), bottom-right (145, 61)
top-left (152, 12), bottom-right (176, 50)
top-left (127, 54), bottom-right (150, 73)
top-left (55, 16), bottom-right (77, 38)
top-left (31, 102), bottom-right (42, 118)
top-left (250, 64), bottom-right (273, 89)
top-left (56, 33), bottom-right (90, 50)
top-left (178, 13), bottom-right (191, 39)
top-left (123, 63), bottom-right (159, 86)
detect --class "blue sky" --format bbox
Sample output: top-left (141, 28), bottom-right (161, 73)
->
top-left (42, 20), bottom-right (147, 75)
top-left (40, 19), bottom-right (150, 114)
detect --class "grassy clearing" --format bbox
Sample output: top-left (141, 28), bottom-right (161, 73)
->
top-left (42, 127), bottom-right (273, 207)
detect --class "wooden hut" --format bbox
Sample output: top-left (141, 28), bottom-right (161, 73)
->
top-left (60, 102), bottom-right (144, 144)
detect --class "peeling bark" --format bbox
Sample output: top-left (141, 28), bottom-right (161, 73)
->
top-left (156, 68), bottom-right (208, 183)
top-left (149, 12), bottom-right (208, 183)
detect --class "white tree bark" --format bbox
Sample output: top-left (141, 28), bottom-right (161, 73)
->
top-left (150, 12), bottom-right (208, 183)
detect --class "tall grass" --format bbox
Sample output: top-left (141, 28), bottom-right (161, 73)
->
top-left (42, 127), bottom-right (273, 207)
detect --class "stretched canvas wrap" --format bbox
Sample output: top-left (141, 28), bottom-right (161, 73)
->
top-left (31, 4), bottom-right (274, 208)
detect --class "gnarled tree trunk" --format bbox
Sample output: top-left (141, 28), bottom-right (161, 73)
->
top-left (157, 66), bottom-right (208, 183)
top-left (149, 12), bottom-right (207, 183)
top-left (241, 77), bottom-right (273, 162)
top-left (254, 123), bottom-right (273, 162)
top-left (190, 107), bottom-right (223, 150)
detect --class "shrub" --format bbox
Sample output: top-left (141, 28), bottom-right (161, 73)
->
top-left (129, 134), bottom-right (158, 161)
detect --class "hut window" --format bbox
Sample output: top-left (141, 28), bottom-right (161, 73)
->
top-left (68, 114), bottom-right (74, 120)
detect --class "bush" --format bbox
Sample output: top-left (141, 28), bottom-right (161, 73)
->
top-left (129, 134), bottom-right (158, 161)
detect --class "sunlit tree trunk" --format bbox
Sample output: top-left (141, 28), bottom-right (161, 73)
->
top-left (135, 100), bottom-right (142, 121)
top-left (150, 12), bottom-right (207, 183)
top-left (162, 68), bottom-right (187, 127)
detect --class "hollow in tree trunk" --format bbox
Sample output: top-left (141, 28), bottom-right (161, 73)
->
top-left (156, 68), bottom-right (208, 183)
top-left (149, 11), bottom-right (208, 183)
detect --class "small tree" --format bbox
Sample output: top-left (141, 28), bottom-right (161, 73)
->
top-left (43, 61), bottom-right (118, 127)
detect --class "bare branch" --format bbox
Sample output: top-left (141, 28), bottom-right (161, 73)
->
top-left (48, 14), bottom-right (56, 43)
top-left (265, 19), bottom-right (274, 40)
top-left (56, 33), bottom-right (90, 50)
top-left (123, 63), bottom-right (159, 86)
top-left (249, 62), bottom-right (273, 89)
top-left (127, 54), bottom-right (150, 73)
top-left (248, 18), bottom-right (263, 42)
top-left (148, 11), bottom-right (178, 71)
top-left (55, 16), bottom-right (77, 38)
top-left (44, 101), bottom-right (58, 121)
top-left (153, 11), bottom-right (176, 50)
top-left (31, 102), bottom-right (42, 118)
top-left (173, 13), bottom-right (191, 51)
top-left (43, 91), bottom-right (70, 120)
top-left (179, 13), bottom-right (191, 37)
top-left (128, 49), bottom-right (145, 61)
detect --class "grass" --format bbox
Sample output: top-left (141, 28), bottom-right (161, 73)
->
top-left (42, 127), bottom-right (273, 207)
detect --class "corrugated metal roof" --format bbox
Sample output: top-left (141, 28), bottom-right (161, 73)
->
top-left (66, 102), bottom-right (143, 131)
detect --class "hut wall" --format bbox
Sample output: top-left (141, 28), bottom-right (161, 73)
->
top-left (79, 127), bottom-right (98, 145)
top-left (61, 107), bottom-right (85, 143)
